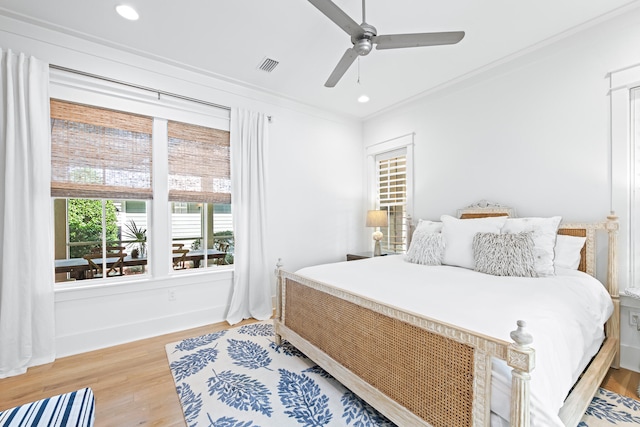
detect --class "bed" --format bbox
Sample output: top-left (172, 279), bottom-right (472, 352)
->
top-left (273, 203), bottom-right (620, 427)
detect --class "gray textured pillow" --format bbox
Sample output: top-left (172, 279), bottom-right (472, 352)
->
top-left (472, 232), bottom-right (538, 277)
top-left (405, 230), bottom-right (443, 266)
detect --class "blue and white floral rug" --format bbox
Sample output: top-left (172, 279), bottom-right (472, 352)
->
top-left (166, 321), bottom-right (640, 427)
top-left (580, 388), bottom-right (640, 426)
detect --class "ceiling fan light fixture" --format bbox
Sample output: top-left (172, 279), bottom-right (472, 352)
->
top-left (116, 5), bottom-right (139, 21)
top-left (355, 38), bottom-right (373, 56)
top-left (358, 95), bottom-right (370, 103)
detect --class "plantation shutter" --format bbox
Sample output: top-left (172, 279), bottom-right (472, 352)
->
top-left (50, 99), bottom-right (153, 199)
top-left (167, 120), bottom-right (231, 203)
top-left (377, 149), bottom-right (407, 252)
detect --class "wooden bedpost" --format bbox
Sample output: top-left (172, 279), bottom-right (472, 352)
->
top-left (509, 320), bottom-right (535, 427)
top-left (274, 258), bottom-right (284, 346)
top-left (606, 212), bottom-right (620, 368)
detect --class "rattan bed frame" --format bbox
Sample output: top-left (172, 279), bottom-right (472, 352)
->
top-left (274, 203), bottom-right (619, 427)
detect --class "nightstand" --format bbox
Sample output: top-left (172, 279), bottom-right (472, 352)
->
top-left (346, 251), bottom-right (392, 261)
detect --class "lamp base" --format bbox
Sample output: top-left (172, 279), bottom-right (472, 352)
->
top-left (373, 240), bottom-right (382, 256)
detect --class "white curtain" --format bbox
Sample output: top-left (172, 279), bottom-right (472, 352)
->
top-left (226, 109), bottom-right (272, 325)
top-left (0, 48), bottom-right (55, 378)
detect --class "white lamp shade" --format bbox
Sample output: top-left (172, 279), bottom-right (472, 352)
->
top-left (366, 210), bottom-right (388, 227)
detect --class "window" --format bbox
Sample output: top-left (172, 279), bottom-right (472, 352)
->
top-left (51, 97), bottom-right (233, 283)
top-left (610, 62), bottom-right (640, 289)
top-left (168, 121), bottom-right (233, 269)
top-left (632, 87), bottom-right (640, 284)
top-left (376, 150), bottom-right (407, 253)
top-left (51, 100), bottom-right (152, 282)
top-left (366, 134), bottom-right (414, 253)
top-left (124, 201), bottom-right (146, 213)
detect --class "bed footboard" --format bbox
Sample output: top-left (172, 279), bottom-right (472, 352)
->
top-left (274, 272), bottom-right (534, 427)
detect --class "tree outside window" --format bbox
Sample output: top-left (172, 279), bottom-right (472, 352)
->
top-left (67, 199), bottom-right (118, 258)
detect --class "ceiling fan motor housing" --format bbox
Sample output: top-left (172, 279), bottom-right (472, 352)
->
top-left (352, 23), bottom-right (376, 56)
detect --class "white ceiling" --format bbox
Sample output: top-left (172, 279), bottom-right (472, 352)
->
top-left (1, 0), bottom-right (639, 119)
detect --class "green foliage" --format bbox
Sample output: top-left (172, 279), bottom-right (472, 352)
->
top-left (67, 199), bottom-right (118, 258)
top-left (124, 219), bottom-right (147, 256)
top-left (224, 253), bottom-right (234, 265)
top-left (191, 238), bottom-right (201, 250)
top-left (213, 231), bottom-right (234, 265)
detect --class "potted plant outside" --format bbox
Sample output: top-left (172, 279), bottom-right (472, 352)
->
top-left (124, 219), bottom-right (147, 258)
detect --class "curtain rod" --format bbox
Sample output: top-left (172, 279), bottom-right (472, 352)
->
top-left (49, 64), bottom-right (231, 112)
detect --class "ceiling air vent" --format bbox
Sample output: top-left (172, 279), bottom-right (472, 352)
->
top-left (257, 57), bottom-right (279, 73)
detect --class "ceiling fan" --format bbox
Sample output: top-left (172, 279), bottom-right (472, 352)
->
top-left (308, 0), bottom-right (465, 87)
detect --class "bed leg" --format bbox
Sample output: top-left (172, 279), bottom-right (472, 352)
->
top-left (509, 320), bottom-right (535, 427)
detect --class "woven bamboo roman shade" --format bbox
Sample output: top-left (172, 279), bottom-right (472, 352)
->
top-left (50, 99), bottom-right (153, 199)
top-left (168, 120), bottom-right (231, 204)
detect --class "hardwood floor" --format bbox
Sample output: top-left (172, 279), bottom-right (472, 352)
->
top-left (1, 321), bottom-right (639, 426)
top-left (0, 318), bottom-right (258, 427)
top-left (602, 366), bottom-right (640, 400)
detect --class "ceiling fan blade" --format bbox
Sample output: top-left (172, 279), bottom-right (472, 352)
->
top-left (308, 0), bottom-right (362, 37)
top-left (325, 48), bottom-right (359, 87)
top-left (374, 31), bottom-right (465, 49)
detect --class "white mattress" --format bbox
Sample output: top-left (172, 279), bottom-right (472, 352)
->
top-left (295, 255), bottom-right (614, 427)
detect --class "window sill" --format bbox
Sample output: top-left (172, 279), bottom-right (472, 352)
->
top-left (54, 267), bottom-right (234, 302)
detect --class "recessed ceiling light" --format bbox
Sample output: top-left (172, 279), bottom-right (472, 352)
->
top-left (358, 95), bottom-right (370, 103)
top-left (116, 5), bottom-right (139, 21)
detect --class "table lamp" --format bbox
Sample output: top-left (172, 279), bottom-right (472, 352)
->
top-left (366, 210), bottom-right (388, 256)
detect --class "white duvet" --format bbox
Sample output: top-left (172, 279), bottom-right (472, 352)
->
top-left (295, 255), bottom-right (613, 427)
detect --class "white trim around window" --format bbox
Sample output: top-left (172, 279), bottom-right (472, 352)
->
top-left (49, 68), bottom-right (230, 131)
top-left (610, 63), bottom-right (640, 289)
top-left (365, 133), bottom-right (414, 252)
top-left (51, 68), bottom-right (233, 289)
top-left (366, 133), bottom-right (414, 216)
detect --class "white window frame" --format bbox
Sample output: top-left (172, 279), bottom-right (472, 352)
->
top-left (610, 63), bottom-right (640, 289)
top-left (631, 88), bottom-right (640, 288)
top-left (366, 133), bottom-right (414, 252)
top-left (50, 69), bottom-right (232, 287)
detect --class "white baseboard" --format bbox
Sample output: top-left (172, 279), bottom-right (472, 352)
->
top-left (55, 305), bottom-right (228, 358)
top-left (620, 344), bottom-right (640, 373)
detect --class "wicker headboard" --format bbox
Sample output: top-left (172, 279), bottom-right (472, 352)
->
top-left (457, 200), bottom-right (515, 219)
top-left (460, 202), bottom-right (594, 273)
top-left (407, 201), bottom-right (615, 277)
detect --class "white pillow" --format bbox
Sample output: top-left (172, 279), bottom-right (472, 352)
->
top-left (554, 234), bottom-right (586, 270)
top-left (405, 231), bottom-right (443, 265)
top-left (501, 216), bottom-right (561, 277)
top-left (415, 219), bottom-right (443, 234)
top-left (440, 215), bottom-right (508, 269)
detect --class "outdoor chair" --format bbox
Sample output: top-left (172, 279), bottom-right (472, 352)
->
top-left (215, 241), bottom-right (229, 265)
top-left (172, 243), bottom-right (189, 270)
top-left (83, 246), bottom-right (127, 279)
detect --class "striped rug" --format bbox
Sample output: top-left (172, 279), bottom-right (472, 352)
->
top-left (0, 387), bottom-right (95, 426)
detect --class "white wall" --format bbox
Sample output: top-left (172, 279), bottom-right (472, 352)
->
top-left (8, 3), bottom-right (640, 370)
top-left (0, 14), bottom-right (363, 357)
top-left (362, 7), bottom-right (640, 370)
